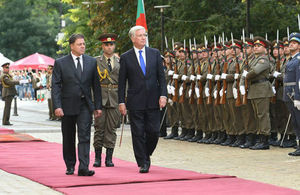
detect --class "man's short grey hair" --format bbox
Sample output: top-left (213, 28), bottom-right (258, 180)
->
top-left (128, 26), bottom-right (146, 38)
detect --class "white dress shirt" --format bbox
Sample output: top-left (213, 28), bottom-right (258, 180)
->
top-left (71, 52), bottom-right (83, 71)
top-left (134, 46), bottom-right (146, 67)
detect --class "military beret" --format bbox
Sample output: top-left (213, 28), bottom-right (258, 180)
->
top-left (289, 32), bottom-right (300, 43)
top-left (253, 36), bottom-right (269, 48)
top-left (98, 33), bottom-right (117, 43)
top-left (1, 62), bottom-right (10, 68)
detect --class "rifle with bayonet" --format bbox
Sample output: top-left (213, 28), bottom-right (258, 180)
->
top-left (197, 48), bottom-right (204, 105)
top-left (179, 40), bottom-right (188, 103)
top-left (220, 33), bottom-right (228, 105)
top-left (270, 30), bottom-right (281, 104)
top-left (231, 33), bottom-right (242, 107)
top-left (242, 29), bottom-right (249, 105)
top-left (204, 36), bottom-right (213, 105)
top-left (214, 36), bottom-right (221, 105)
top-left (189, 39), bottom-right (196, 104)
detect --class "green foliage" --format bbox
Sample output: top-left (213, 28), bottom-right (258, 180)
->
top-left (1, 0), bottom-right (300, 60)
top-left (0, 0), bottom-right (67, 61)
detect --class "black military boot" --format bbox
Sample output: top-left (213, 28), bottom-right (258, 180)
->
top-left (105, 148), bottom-right (114, 167)
top-left (282, 135), bottom-right (297, 148)
top-left (221, 135), bottom-right (236, 146)
top-left (231, 134), bottom-right (246, 147)
top-left (288, 140), bottom-right (300, 156)
top-left (181, 129), bottom-right (195, 141)
top-left (164, 126), bottom-right (179, 140)
top-left (188, 130), bottom-right (203, 142)
top-left (213, 131), bottom-right (227, 144)
top-left (174, 128), bottom-right (188, 140)
top-left (93, 148), bottom-right (102, 167)
top-left (240, 134), bottom-right (255, 148)
top-left (269, 132), bottom-right (278, 146)
top-left (197, 133), bottom-right (211, 143)
top-left (250, 135), bottom-right (270, 150)
top-left (206, 132), bottom-right (218, 144)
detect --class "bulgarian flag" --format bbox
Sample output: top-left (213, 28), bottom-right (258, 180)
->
top-left (136, 0), bottom-right (149, 46)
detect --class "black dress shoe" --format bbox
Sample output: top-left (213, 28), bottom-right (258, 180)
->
top-left (3, 122), bottom-right (13, 126)
top-left (288, 148), bottom-right (300, 156)
top-left (139, 164), bottom-right (150, 173)
top-left (78, 169), bottom-right (95, 176)
top-left (66, 167), bottom-right (74, 175)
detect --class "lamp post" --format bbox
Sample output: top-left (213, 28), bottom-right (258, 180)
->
top-left (154, 5), bottom-right (171, 53)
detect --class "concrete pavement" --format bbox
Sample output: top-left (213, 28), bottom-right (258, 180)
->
top-left (0, 100), bottom-right (300, 194)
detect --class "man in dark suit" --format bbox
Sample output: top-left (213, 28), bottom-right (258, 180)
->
top-left (52, 34), bottom-right (102, 176)
top-left (118, 26), bottom-right (167, 173)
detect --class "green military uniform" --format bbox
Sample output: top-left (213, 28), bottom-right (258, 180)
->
top-left (239, 46), bottom-right (258, 148)
top-left (93, 33), bottom-right (120, 167)
top-left (244, 37), bottom-right (274, 150)
top-left (164, 51), bottom-right (180, 139)
top-left (46, 66), bottom-right (56, 120)
top-left (1, 63), bottom-right (20, 125)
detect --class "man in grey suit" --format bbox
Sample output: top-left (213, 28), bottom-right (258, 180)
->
top-left (52, 34), bottom-right (102, 176)
top-left (93, 33), bottom-right (121, 167)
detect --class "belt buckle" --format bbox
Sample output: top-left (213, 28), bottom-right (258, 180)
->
top-left (108, 84), bottom-right (112, 88)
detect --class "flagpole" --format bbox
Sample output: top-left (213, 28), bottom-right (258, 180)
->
top-left (154, 5), bottom-right (171, 52)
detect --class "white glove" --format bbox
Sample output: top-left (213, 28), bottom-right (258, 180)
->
top-left (273, 71), bottom-right (281, 78)
top-left (188, 89), bottom-right (192, 97)
top-left (190, 75), bottom-right (195, 81)
top-left (171, 86), bottom-right (175, 96)
top-left (240, 85), bottom-right (246, 95)
top-left (179, 86), bottom-right (183, 96)
top-left (213, 90), bottom-right (217, 99)
top-left (205, 87), bottom-right (210, 97)
top-left (168, 70), bottom-right (174, 76)
top-left (233, 88), bottom-right (238, 99)
top-left (195, 87), bottom-right (200, 98)
top-left (242, 70), bottom-right (248, 77)
top-left (196, 74), bottom-right (202, 80)
top-left (173, 74), bottom-right (179, 79)
top-left (234, 73), bottom-right (239, 80)
top-left (215, 75), bottom-right (220, 81)
top-left (207, 74), bottom-right (213, 80)
top-left (167, 85), bottom-right (172, 94)
top-left (168, 98), bottom-right (173, 104)
top-left (272, 86), bottom-right (276, 95)
top-left (181, 75), bottom-right (187, 81)
top-left (294, 100), bottom-right (300, 110)
top-left (221, 73), bottom-right (227, 79)
top-left (219, 89), bottom-right (223, 97)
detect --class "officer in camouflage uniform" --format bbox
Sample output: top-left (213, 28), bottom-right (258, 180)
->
top-left (242, 36), bottom-right (273, 150)
top-left (1, 63), bottom-right (20, 125)
top-left (93, 33), bottom-right (121, 167)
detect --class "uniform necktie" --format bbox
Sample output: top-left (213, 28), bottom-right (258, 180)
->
top-left (107, 58), bottom-right (112, 71)
top-left (76, 57), bottom-right (82, 79)
top-left (139, 50), bottom-right (146, 75)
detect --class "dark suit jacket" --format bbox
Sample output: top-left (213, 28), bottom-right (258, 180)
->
top-left (51, 54), bottom-right (102, 115)
top-left (118, 47), bottom-right (167, 110)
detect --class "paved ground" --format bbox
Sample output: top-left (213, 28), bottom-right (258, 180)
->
top-left (0, 100), bottom-right (300, 194)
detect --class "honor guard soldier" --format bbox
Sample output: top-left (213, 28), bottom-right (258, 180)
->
top-left (46, 65), bottom-right (57, 121)
top-left (283, 32), bottom-right (300, 156)
top-left (93, 33), bottom-right (121, 166)
top-left (242, 37), bottom-right (274, 150)
top-left (1, 63), bottom-right (22, 125)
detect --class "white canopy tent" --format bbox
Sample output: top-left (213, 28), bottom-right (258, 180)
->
top-left (0, 53), bottom-right (14, 71)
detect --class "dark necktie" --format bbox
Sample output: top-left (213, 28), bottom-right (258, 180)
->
top-left (107, 58), bottom-right (112, 71)
top-left (76, 57), bottom-right (82, 79)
